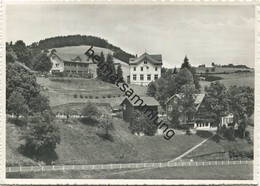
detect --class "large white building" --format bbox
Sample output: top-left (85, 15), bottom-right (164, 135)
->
top-left (49, 48), bottom-right (97, 78)
top-left (129, 53), bottom-right (162, 86)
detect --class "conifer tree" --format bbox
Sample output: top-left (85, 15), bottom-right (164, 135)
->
top-left (116, 64), bottom-right (124, 82)
top-left (97, 52), bottom-right (105, 80)
top-left (106, 53), bottom-right (116, 83)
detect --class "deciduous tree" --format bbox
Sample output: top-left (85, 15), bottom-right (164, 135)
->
top-left (204, 81), bottom-right (229, 129)
top-left (32, 52), bottom-right (52, 72)
top-left (7, 90), bottom-right (29, 119)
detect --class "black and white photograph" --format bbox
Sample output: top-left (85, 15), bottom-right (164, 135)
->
top-left (4, 1), bottom-right (257, 181)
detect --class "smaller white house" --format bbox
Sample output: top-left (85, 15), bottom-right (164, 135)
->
top-left (220, 113), bottom-right (235, 128)
top-left (129, 53), bottom-right (162, 86)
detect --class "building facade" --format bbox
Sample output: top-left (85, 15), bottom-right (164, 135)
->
top-left (49, 49), bottom-right (97, 78)
top-left (129, 53), bottom-right (162, 86)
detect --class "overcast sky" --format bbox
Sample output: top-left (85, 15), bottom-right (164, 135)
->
top-left (6, 4), bottom-right (255, 68)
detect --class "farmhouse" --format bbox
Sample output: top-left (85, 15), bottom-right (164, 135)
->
top-left (166, 94), bottom-right (214, 130)
top-left (120, 96), bottom-right (160, 122)
top-left (129, 53), bottom-right (162, 86)
top-left (49, 49), bottom-right (97, 78)
top-left (166, 94), bottom-right (235, 130)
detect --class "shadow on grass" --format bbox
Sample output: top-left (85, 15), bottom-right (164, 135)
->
top-left (80, 117), bottom-right (99, 127)
top-left (18, 145), bottom-right (58, 165)
top-left (96, 132), bottom-right (114, 142)
top-left (196, 130), bottom-right (213, 138)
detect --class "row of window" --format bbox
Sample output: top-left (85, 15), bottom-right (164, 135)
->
top-left (64, 63), bottom-right (89, 68)
top-left (133, 66), bottom-right (158, 71)
top-left (65, 70), bottom-right (88, 74)
top-left (132, 74), bottom-right (158, 81)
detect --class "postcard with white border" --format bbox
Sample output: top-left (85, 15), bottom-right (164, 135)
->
top-left (1, 0), bottom-right (259, 184)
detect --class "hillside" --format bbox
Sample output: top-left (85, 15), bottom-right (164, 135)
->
top-left (200, 72), bottom-right (254, 93)
top-left (37, 77), bottom-right (147, 106)
top-left (6, 113), bottom-right (206, 166)
top-left (35, 35), bottom-right (135, 63)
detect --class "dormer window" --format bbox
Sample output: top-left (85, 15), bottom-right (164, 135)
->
top-left (144, 59), bottom-right (147, 64)
top-left (155, 67), bottom-right (158, 71)
top-left (141, 67), bottom-right (143, 71)
top-left (134, 67), bottom-right (136, 71)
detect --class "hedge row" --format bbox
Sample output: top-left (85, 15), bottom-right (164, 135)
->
top-left (73, 94), bottom-right (122, 99)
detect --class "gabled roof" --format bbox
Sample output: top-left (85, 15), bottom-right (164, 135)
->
top-left (129, 52), bottom-right (162, 65)
top-left (166, 93), bottom-right (205, 110)
top-left (121, 96), bottom-right (160, 107)
top-left (50, 52), bottom-right (94, 64)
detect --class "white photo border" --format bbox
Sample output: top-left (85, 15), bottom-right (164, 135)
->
top-left (1, 0), bottom-right (259, 185)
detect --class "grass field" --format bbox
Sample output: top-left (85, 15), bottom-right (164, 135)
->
top-left (103, 164), bottom-right (253, 179)
top-left (37, 77), bottom-right (147, 106)
top-left (7, 164), bottom-right (253, 179)
top-left (6, 115), bottom-right (206, 167)
top-left (183, 137), bottom-right (253, 161)
top-left (200, 72), bottom-right (254, 92)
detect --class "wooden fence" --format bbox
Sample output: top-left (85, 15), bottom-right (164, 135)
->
top-left (6, 160), bottom-right (252, 173)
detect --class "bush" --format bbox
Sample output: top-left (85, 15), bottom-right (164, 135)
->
top-left (224, 128), bottom-right (235, 141)
top-left (107, 95), bottom-right (111, 98)
top-left (89, 95), bottom-right (93, 99)
top-left (21, 112), bottom-right (60, 164)
top-left (95, 96), bottom-right (99, 99)
top-left (129, 110), bottom-right (157, 136)
top-left (80, 102), bottom-right (100, 124)
top-left (229, 149), bottom-right (253, 160)
top-left (85, 96), bottom-right (88, 99)
top-left (103, 96), bottom-right (106, 98)
top-left (73, 94), bottom-right (77, 98)
top-left (80, 95), bottom-right (83, 99)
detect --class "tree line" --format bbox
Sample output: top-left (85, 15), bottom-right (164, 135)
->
top-left (6, 40), bottom-right (52, 72)
top-left (96, 52), bottom-right (124, 84)
top-left (35, 35), bottom-right (135, 63)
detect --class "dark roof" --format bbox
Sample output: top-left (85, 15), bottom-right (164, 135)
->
top-left (150, 54), bottom-right (162, 62)
top-left (121, 96), bottom-right (160, 107)
top-left (166, 94), bottom-right (205, 110)
top-left (129, 52), bottom-right (162, 65)
top-left (50, 52), bottom-right (93, 64)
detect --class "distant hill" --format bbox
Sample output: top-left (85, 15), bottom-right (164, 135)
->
top-left (195, 66), bottom-right (254, 74)
top-left (32, 35), bottom-right (135, 63)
